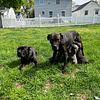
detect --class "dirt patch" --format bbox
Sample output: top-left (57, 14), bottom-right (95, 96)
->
top-left (15, 82), bottom-right (23, 89)
top-left (70, 68), bottom-right (80, 78)
top-left (43, 81), bottom-right (52, 93)
top-left (76, 93), bottom-right (88, 100)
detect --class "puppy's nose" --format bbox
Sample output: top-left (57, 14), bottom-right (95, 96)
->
top-left (53, 45), bottom-right (58, 50)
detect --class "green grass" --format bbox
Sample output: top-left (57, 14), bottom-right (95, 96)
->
top-left (0, 24), bottom-right (100, 100)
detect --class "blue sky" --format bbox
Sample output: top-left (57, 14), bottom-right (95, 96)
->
top-left (73, 0), bottom-right (90, 5)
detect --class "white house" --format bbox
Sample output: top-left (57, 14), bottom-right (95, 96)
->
top-left (0, 7), bottom-right (16, 27)
top-left (72, 0), bottom-right (100, 17)
top-left (0, 7), bottom-right (16, 19)
top-left (34, 0), bottom-right (72, 17)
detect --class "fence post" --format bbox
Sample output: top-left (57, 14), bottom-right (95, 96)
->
top-left (0, 16), bottom-right (3, 28)
top-left (57, 14), bottom-right (60, 26)
top-left (39, 14), bottom-right (42, 27)
top-left (93, 15), bottom-right (95, 24)
top-left (75, 16), bottom-right (78, 25)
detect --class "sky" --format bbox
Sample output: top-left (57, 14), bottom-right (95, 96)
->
top-left (73, 0), bottom-right (90, 5)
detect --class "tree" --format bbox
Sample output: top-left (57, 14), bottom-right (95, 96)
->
top-left (0, 0), bottom-right (24, 9)
top-left (21, 0), bottom-right (34, 18)
top-left (0, 0), bottom-right (34, 17)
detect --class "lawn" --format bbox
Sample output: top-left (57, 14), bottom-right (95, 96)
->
top-left (0, 24), bottom-right (100, 100)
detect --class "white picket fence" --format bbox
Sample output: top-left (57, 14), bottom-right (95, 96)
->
top-left (2, 16), bottom-right (100, 28)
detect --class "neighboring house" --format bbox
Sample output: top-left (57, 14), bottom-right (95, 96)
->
top-left (72, 0), bottom-right (100, 17)
top-left (34, 0), bottom-right (72, 17)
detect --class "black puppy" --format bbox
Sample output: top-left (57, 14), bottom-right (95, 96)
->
top-left (17, 46), bottom-right (37, 70)
top-left (47, 31), bottom-right (88, 73)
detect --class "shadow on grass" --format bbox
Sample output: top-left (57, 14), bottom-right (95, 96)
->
top-left (21, 61), bottom-right (55, 77)
top-left (89, 59), bottom-right (95, 63)
top-left (6, 59), bottom-right (54, 77)
top-left (6, 58), bottom-right (95, 77)
top-left (7, 59), bottom-right (20, 68)
top-left (7, 58), bottom-right (57, 69)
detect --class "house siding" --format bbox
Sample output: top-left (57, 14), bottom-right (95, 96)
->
top-left (34, 0), bottom-right (72, 17)
top-left (72, 2), bottom-right (100, 17)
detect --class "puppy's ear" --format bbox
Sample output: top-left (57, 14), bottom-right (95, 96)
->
top-left (60, 33), bottom-right (63, 39)
top-left (17, 46), bottom-right (21, 50)
top-left (35, 51), bottom-right (37, 55)
top-left (47, 34), bottom-right (51, 40)
top-left (28, 47), bottom-right (31, 51)
top-left (26, 47), bottom-right (30, 55)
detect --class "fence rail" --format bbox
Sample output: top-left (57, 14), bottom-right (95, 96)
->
top-left (2, 16), bottom-right (100, 28)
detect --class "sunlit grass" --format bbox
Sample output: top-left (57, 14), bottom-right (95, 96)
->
top-left (0, 24), bottom-right (100, 99)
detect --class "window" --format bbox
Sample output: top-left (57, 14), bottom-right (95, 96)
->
top-left (42, 11), bottom-right (45, 15)
top-left (62, 11), bottom-right (65, 17)
top-left (56, 0), bottom-right (60, 4)
top-left (49, 11), bottom-right (53, 17)
top-left (40, 0), bottom-right (44, 5)
top-left (85, 10), bottom-right (88, 15)
top-left (95, 9), bottom-right (99, 15)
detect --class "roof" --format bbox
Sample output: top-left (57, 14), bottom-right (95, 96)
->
top-left (72, 5), bottom-right (80, 11)
top-left (72, 1), bottom-right (99, 12)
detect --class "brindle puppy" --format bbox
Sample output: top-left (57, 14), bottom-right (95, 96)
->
top-left (17, 46), bottom-right (37, 70)
top-left (47, 31), bottom-right (88, 73)
top-left (49, 43), bottom-right (79, 64)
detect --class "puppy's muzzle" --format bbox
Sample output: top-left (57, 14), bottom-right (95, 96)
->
top-left (53, 45), bottom-right (59, 51)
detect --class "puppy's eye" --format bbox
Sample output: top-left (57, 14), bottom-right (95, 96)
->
top-left (56, 39), bottom-right (59, 41)
top-left (50, 39), bottom-right (53, 42)
top-left (55, 39), bottom-right (59, 42)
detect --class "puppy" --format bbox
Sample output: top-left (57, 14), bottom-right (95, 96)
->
top-left (53, 42), bottom-right (88, 64)
top-left (17, 46), bottom-right (37, 70)
top-left (54, 43), bottom-right (79, 64)
top-left (76, 47), bottom-right (88, 64)
top-left (47, 31), bottom-right (88, 73)
top-left (67, 43), bottom-right (79, 64)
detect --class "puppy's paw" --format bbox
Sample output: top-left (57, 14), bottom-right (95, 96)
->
top-left (62, 70), bottom-right (66, 74)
